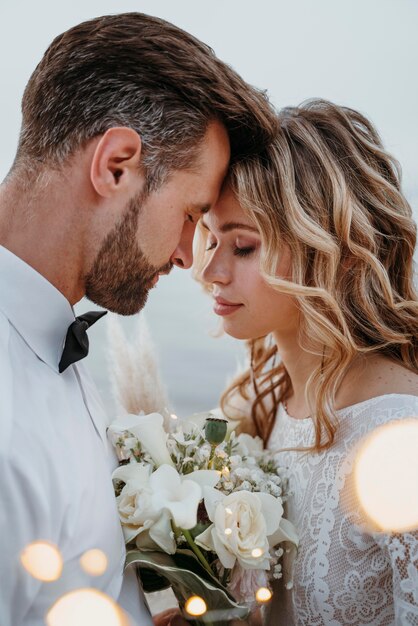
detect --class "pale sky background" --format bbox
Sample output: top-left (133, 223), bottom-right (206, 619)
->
top-left (1, 0), bottom-right (417, 417)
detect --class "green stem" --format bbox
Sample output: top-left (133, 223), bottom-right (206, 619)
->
top-left (182, 529), bottom-right (214, 579)
top-left (208, 444), bottom-right (217, 469)
top-left (171, 522), bottom-right (182, 541)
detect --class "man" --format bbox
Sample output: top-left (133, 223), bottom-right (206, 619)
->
top-left (0, 12), bottom-right (277, 626)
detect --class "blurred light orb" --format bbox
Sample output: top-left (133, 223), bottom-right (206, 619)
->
top-left (170, 413), bottom-right (178, 420)
top-left (355, 419), bottom-right (418, 531)
top-left (225, 507), bottom-right (233, 515)
top-left (256, 587), bottom-right (272, 603)
top-left (46, 589), bottom-right (127, 626)
top-left (224, 527), bottom-right (232, 535)
top-left (80, 549), bottom-right (108, 576)
top-left (185, 595), bottom-right (207, 617)
top-left (20, 541), bottom-right (63, 582)
top-left (252, 548), bottom-right (264, 558)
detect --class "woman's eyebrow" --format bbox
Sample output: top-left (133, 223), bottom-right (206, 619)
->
top-left (200, 219), bottom-right (258, 233)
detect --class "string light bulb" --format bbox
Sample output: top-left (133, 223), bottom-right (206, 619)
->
top-left (355, 419), bottom-right (418, 531)
top-left (46, 588), bottom-right (128, 626)
top-left (251, 548), bottom-right (264, 558)
top-left (20, 541), bottom-right (63, 582)
top-left (80, 549), bottom-right (108, 576)
top-left (185, 596), bottom-right (207, 617)
top-left (256, 587), bottom-right (272, 603)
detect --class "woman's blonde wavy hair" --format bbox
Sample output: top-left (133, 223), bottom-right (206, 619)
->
top-left (195, 99), bottom-right (418, 452)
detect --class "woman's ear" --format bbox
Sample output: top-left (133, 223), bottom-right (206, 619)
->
top-left (90, 127), bottom-right (143, 198)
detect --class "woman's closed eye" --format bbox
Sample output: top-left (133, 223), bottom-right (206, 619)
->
top-left (205, 240), bottom-right (257, 257)
top-left (233, 245), bottom-right (256, 258)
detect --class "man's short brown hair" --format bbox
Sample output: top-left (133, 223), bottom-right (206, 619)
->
top-left (16, 13), bottom-right (277, 188)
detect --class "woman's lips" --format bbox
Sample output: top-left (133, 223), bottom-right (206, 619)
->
top-left (213, 296), bottom-right (243, 316)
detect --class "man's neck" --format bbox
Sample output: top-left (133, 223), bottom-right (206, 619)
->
top-left (0, 177), bottom-right (86, 305)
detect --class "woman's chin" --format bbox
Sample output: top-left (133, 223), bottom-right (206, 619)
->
top-left (223, 321), bottom-right (262, 341)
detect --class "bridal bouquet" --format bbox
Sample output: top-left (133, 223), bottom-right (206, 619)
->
top-left (108, 410), bottom-right (298, 624)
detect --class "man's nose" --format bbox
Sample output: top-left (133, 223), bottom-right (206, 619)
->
top-left (170, 222), bottom-right (195, 270)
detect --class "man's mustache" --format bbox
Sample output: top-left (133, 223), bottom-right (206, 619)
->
top-left (157, 261), bottom-right (174, 276)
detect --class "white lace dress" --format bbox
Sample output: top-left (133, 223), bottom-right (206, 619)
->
top-left (267, 394), bottom-right (418, 626)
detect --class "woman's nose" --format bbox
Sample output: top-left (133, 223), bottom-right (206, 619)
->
top-left (201, 250), bottom-right (231, 285)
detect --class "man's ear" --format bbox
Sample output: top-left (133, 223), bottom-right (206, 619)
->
top-left (90, 127), bottom-right (143, 198)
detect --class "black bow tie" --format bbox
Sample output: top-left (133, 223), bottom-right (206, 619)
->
top-left (59, 310), bottom-right (107, 373)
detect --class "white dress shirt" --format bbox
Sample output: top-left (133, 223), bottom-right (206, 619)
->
top-left (0, 245), bottom-right (153, 626)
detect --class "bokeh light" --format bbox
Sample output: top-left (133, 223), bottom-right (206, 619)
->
top-left (80, 549), bottom-right (108, 576)
top-left (224, 528), bottom-right (232, 535)
top-left (355, 419), bottom-right (418, 531)
top-left (46, 589), bottom-right (128, 626)
top-left (256, 587), bottom-right (272, 603)
top-left (251, 548), bottom-right (264, 558)
top-left (185, 595), bottom-right (207, 617)
top-left (20, 541), bottom-right (63, 582)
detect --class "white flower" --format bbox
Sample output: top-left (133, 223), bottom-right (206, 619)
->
top-left (236, 480), bottom-right (252, 491)
top-left (195, 488), bottom-right (286, 570)
top-left (235, 433), bottom-right (263, 457)
top-left (150, 465), bottom-right (219, 530)
top-left (233, 467), bottom-right (250, 481)
top-left (109, 413), bottom-right (174, 467)
top-left (250, 468), bottom-right (264, 483)
top-left (112, 462), bottom-right (167, 545)
top-left (228, 564), bottom-right (269, 605)
top-left (112, 462), bottom-right (219, 553)
top-left (229, 455), bottom-right (242, 468)
top-left (171, 421), bottom-right (200, 444)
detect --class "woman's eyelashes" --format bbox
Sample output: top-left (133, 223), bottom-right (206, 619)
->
top-left (233, 245), bottom-right (255, 257)
top-left (205, 239), bottom-right (257, 257)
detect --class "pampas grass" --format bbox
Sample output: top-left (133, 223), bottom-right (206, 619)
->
top-left (107, 313), bottom-right (170, 425)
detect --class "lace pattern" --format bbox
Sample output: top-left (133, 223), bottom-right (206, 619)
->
top-left (267, 394), bottom-right (418, 626)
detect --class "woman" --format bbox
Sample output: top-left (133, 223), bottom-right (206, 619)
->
top-left (195, 100), bottom-right (418, 625)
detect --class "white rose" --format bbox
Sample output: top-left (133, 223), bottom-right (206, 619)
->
top-left (195, 488), bottom-right (284, 570)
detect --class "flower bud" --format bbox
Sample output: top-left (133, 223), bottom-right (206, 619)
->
top-left (205, 417), bottom-right (228, 446)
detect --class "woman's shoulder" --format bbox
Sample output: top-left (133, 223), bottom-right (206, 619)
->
top-left (338, 356), bottom-right (418, 415)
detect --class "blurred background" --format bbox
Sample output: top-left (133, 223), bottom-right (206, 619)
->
top-left (1, 0), bottom-right (417, 418)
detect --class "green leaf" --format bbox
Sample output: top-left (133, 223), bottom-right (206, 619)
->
top-left (188, 522), bottom-right (211, 540)
top-left (125, 549), bottom-right (249, 624)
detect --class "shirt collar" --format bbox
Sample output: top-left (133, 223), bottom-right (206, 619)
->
top-left (0, 245), bottom-right (76, 373)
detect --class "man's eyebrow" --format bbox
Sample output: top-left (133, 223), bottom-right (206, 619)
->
top-left (200, 219), bottom-right (259, 233)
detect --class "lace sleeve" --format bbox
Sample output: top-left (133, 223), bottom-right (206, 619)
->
top-left (372, 529), bottom-right (418, 625)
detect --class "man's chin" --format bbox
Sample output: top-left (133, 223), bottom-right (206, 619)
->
top-left (85, 288), bottom-right (150, 317)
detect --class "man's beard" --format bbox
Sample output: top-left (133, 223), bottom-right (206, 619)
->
top-left (85, 191), bottom-right (170, 315)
